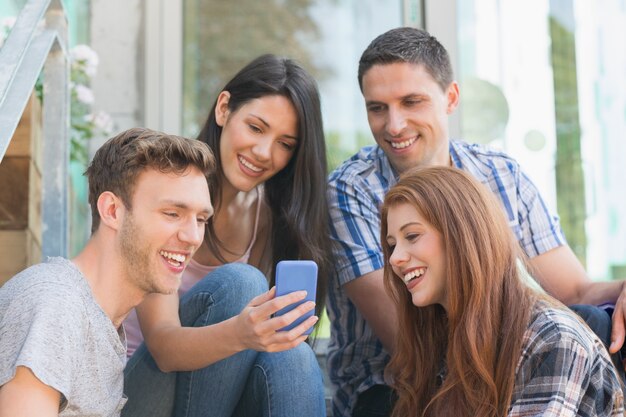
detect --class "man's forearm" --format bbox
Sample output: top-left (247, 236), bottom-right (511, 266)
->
top-left (573, 279), bottom-right (625, 306)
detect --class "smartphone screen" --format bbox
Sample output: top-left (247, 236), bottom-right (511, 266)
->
top-left (274, 260), bottom-right (318, 335)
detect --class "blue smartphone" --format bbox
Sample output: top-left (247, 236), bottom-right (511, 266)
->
top-left (274, 260), bottom-right (318, 335)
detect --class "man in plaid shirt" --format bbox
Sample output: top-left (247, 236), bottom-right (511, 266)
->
top-left (327, 26), bottom-right (626, 417)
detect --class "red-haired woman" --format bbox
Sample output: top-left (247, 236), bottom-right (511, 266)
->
top-left (381, 166), bottom-right (623, 416)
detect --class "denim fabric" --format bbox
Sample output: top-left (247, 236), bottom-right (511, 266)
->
top-left (122, 263), bottom-right (326, 417)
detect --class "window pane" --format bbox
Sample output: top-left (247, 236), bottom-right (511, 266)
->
top-left (574, 0), bottom-right (626, 279)
top-left (457, 0), bottom-right (626, 279)
top-left (182, 0), bottom-right (410, 170)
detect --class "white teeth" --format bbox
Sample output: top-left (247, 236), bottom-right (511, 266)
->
top-left (239, 156), bottom-right (262, 172)
top-left (159, 250), bottom-right (186, 264)
top-left (403, 268), bottom-right (425, 283)
top-left (390, 137), bottom-right (416, 149)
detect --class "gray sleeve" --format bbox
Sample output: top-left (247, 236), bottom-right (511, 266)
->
top-left (0, 281), bottom-right (86, 402)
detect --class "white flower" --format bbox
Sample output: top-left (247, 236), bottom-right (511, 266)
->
top-left (85, 111), bottom-right (113, 134)
top-left (71, 44), bottom-right (99, 77)
top-left (0, 17), bottom-right (16, 48)
top-left (74, 84), bottom-right (94, 104)
top-left (1, 17), bottom-right (16, 31)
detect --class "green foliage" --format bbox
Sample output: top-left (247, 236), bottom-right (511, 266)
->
top-left (460, 76), bottom-right (509, 144)
top-left (182, 0), bottom-right (330, 137)
top-left (549, 14), bottom-right (587, 266)
top-left (325, 130), bottom-right (373, 173)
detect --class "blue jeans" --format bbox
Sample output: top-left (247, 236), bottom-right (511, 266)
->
top-left (570, 304), bottom-right (626, 389)
top-left (122, 263), bottom-right (326, 417)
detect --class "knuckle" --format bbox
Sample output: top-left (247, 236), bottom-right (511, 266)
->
top-left (277, 316), bottom-right (292, 327)
top-left (247, 310), bottom-right (258, 322)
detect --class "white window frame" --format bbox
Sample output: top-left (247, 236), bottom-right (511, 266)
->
top-left (144, 0), bottom-right (182, 134)
top-left (423, 0), bottom-right (461, 138)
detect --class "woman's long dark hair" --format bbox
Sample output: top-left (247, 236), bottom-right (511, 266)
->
top-left (196, 54), bottom-right (332, 318)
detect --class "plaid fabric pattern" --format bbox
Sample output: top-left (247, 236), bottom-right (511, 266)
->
top-left (327, 140), bottom-right (567, 417)
top-left (509, 302), bottom-right (624, 416)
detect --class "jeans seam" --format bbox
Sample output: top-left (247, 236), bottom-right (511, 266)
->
top-left (180, 292), bottom-right (216, 326)
top-left (254, 363), bottom-right (272, 417)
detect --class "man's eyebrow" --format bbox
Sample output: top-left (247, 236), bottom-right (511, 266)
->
top-left (160, 200), bottom-right (189, 208)
top-left (160, 200), bottom-right (212, 215)
top-left (403, 93), bottom-right (426, 99)
top-left (366, 93), bottom-right (426, 105)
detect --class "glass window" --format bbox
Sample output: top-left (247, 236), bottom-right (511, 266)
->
top-left (63, 0), bottom-right (91, 46)
top-left (0, 0), bottom-right (26, 20)
top-left (1, 0), bottom-right (89, 47)
top-left (182, 0), bottom-right (421, 170)
top-left (457, 0), bottom-right (626, 279)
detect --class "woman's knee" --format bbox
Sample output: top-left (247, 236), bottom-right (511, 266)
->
top-left (180, 263), bottom-right (268, 324)
top-left (211, 263), bottom-right (268, 300)
top-left (284, 343), bottom-right (322, 375)
top-left (570, 304), bottom-right (612, 347)
top-left (257, 343), bottom-right (322, 379)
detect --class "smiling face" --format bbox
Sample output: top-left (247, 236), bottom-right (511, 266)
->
top-left (118, 167), bottom-right (213, 295)
top-left (385, 202), bottom-right (448, 310)
top-left (361, 62), bottom-right (459, 174)
top-left (216, 93), bottom-right (299, 193)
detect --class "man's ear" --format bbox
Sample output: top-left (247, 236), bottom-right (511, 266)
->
top-left (446, 81), bottom-right (460, 114)
top-left (215, 91), bottom-right (231, 127)
top-left (96, 191), bottom-right (126, 231)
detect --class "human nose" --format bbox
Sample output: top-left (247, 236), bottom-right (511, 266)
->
top-left (389, 244), bottom-right (409, 268)
top-left (251, 136), bottom-right (272, 162)
top-left (179, 218), bottom-right (204, 247)
top-left (386, 107), bottom-right (407, 137)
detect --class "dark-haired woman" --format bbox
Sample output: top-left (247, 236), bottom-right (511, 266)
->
top-left (122, 54), bottom-right (332, 417)
top-left (381, 166), bottom-right (623, 417)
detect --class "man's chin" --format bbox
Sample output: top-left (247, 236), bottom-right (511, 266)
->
top-left (157, 276), bottom-right (182, 295)
top-left (139, 275), bottom-right (181, 296)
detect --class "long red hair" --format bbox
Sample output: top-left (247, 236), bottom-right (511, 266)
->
top-left (381, 167), bottom-right (535, 417)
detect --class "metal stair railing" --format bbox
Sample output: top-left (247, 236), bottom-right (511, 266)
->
top-left (0, 0), bottom-right (69, 258)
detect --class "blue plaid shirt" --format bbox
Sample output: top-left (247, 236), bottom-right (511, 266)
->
top-left (327, 140), bottom-right (567, 417)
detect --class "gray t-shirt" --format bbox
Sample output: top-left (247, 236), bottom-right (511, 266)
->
top-left (0, 257), bottom-right (127, 416)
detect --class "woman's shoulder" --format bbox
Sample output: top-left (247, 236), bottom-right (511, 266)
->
top-left (512, 302), bottom-right (624, 416)
top-left (522, 300), bottom-right (607, 359)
